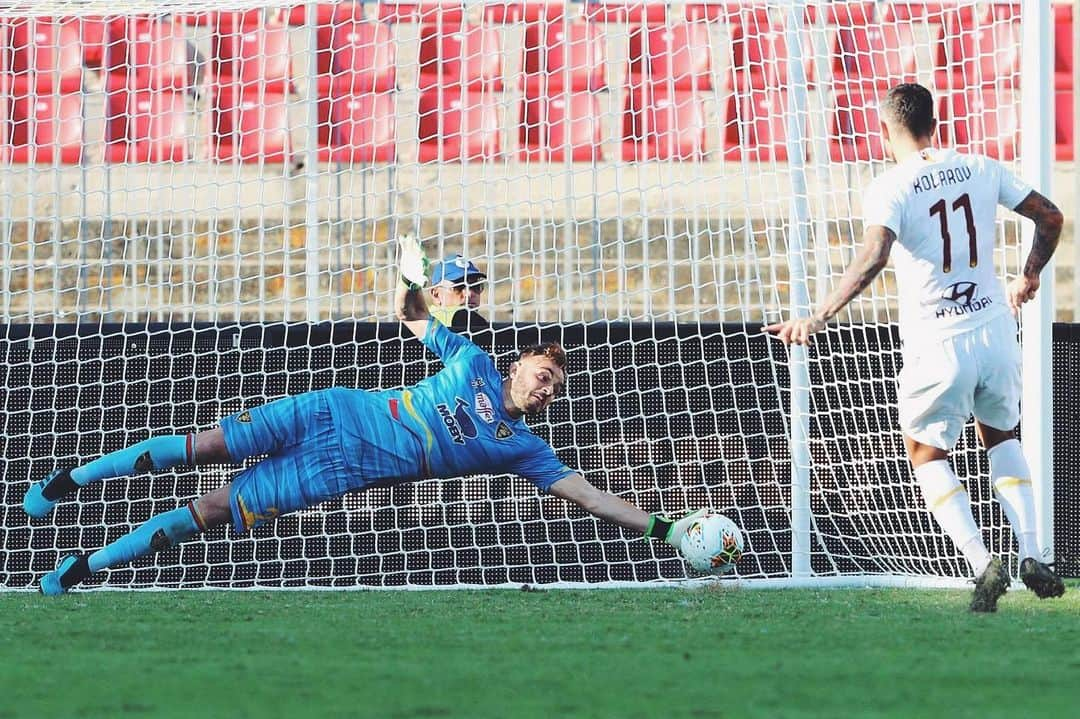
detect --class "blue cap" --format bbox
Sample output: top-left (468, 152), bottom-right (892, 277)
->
top-left (430, 255), bottom-right (487, 285)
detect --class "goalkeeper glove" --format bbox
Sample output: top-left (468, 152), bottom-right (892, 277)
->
top-left (398, 234), bottom-right (429, 291)
top-left (645, 508), bottom-right (708, 548)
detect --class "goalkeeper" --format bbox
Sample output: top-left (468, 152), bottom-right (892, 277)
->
top-left (25, 236), bottom-right (703, 595)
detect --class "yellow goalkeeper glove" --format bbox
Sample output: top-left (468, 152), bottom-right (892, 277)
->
top-left (398, 234), bottom-right (429, 291)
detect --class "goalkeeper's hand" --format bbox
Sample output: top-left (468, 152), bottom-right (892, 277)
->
top-left (645, 508), bottom-right (708, 548)
top-left (398, 234), bottom-right (429, 290)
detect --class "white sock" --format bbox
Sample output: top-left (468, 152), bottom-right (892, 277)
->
top-left (987, 438), bottom-right (1040, 560)
top-left (915, 460), bottom-right (991, 576)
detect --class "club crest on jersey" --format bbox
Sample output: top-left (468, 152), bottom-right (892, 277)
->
top-left (237, 411), bottom-right (252, 423)
top-left (495, 421), bottom-right (514, 440)
top-left (474, 392), bottom-right (496, 423)
top-left (437, 397), bottom-right (478, 445)
top-left (937, 281), bottom-right (992, 318)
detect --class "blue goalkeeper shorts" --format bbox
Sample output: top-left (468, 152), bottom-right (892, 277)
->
top-left (220, 390), bottom-right (351, 533)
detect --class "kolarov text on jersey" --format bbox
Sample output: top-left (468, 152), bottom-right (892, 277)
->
top-left (861, 148), bottom-right (1032, 342)
top-left (324, 320), bottom-right (575, 492)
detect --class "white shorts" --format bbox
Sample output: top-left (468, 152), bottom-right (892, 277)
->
top-left (897, 312), bottom-right (1021, 450)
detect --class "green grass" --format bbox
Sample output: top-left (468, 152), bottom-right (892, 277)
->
top-left (2, 585), bottom-right (1079, 719)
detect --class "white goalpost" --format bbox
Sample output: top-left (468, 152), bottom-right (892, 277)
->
top-left (0, 0), bottom-right (1057, 590)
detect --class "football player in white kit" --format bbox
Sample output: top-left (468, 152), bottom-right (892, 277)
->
top-left (765, 83), bottom-right (1065, 612)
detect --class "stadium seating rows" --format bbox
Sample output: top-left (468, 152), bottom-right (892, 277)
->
top-left (0, 4), bottom-right (1073, 164)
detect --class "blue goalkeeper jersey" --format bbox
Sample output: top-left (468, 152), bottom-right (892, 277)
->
top-left (324, 318), bottom-right (575, 492)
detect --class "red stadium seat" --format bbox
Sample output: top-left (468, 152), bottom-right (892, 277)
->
top-left (105, 88), bottom-right (190, 163)
top-left (211, 86), bottom-right (291, 162)
top-left (585, 1), bottom-right (667, 23)
top-left (287, 3), bottom-right (363, 25)
top-left (80, 16), bottom-right (107, 67)
top-left (519, 91), bottom-right (602, 162)
top-left (1056, 90), bottom-right (1074, 161)
top-left (484, 2), bottom-right (565, 23)
top-left (833, 24), bottom-right (919, 91)
top-left (418, 23), bottom-right (503, 91)
top-left (104, 17), bottom-right (191, 91)
top-left (622, 86), bottom-right (706, 161)
top-left (878, 2), bottom-right (945, 22)
top-left (215, 9), bottom-right (285, 27)
top-left (417, 88), bottom-right (500, 162)
top-left (1055, 4), bottom-right (1073, 90)
top-left (6, 91), bottom-right (83, 164)
top-left (818, 2), bottom-right (875, 27)
top-left (730, 16), bottom-right (814, 90)
top-left (723, 87), bottom-right (796, 161)
top-left (379, 2), bottom-right (466, 24)
top-left (935, 5), bottom-right (1021, 90)
top-left (683, 3), bottom-right (728, 22)
top-left (627, 22), bottom-right (713, 90)
top-left (830, 90), bottom-right (886, 162)
top-left (522, 18), bottom-right (605, 92)
top-left (6, 18), bottom-right (83, 93)
top-left (212, 18), bottom-right (292, 93)
top-left (315, 18), bottom-right (395, 95)
top-left (941, 88), bottom-right (1020, 161)
top-left (320, 89), bottom-right (397, 163)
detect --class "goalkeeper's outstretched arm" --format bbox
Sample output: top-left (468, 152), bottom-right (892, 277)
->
top-left (550, 472), bottom-right (706, 547)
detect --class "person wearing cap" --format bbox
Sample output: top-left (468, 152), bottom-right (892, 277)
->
top-left (428, 254), bottom-right (490, 331)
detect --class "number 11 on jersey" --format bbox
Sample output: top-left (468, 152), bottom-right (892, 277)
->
top-left (929, 192), bottom-right (977, 273)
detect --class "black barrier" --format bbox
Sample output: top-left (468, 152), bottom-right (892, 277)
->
top-left (0, 322), bottom-right (1074, 587)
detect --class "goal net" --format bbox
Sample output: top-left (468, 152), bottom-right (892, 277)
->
top-left (0, 0), bottom-right (1041, 589)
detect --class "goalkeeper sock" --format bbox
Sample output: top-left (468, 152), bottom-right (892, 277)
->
top-left (88, 503), bottom-right (205, 572)
top-left (70, 434), bottom-right (194, 487)
top-left (915, 460), bottom-right (991, 576)
top-left (987, 439), bottom-right (1040, 560)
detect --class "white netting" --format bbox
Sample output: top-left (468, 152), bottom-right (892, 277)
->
top-left (0, 1), bottom-right (1042, 589)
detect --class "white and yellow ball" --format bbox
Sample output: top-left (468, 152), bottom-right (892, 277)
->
top-left (679, 511), bottom-right (743, 575)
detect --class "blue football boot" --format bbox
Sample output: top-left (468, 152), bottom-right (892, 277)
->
top-left (40, 554), bottom-right (91, 596)
top-left (23, 468), bottom-right (75, 518)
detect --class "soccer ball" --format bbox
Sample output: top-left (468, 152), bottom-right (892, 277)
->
top-left (679, 511), bottom-right (744, 575)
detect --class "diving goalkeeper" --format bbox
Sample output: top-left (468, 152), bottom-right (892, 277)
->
top-left (25, 236), bottom-right (702, 595)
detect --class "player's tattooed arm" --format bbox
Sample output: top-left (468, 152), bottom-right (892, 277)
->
top-left (811, 225), bottom-right (896, 325)
top-left (764, 225), bottom-right (894, 346)
top-left (1013, 191), bottom-right (1064, 279)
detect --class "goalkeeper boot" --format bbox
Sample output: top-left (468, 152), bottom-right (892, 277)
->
top-left (23, 468), bottom-right (78, 519)
top-left (40, 554), bottom-right (92, 597)
top-left (969, 557), bottom-right (1010, 613)
top-left (1020, 558), bottom-right (1065, 599)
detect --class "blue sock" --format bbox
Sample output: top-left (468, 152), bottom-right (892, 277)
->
top-left (71, 435), bottom-right (193, 487)
top-left (88, 505), bottom-right (203, 572)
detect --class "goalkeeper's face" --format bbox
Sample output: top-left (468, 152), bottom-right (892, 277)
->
top-left (507, 355), bottom-right (566, 416)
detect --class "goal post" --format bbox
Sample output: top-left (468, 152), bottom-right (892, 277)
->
top-left (0, 0), bottom-right (1058, 590)
top-left (1018, 0), bottom-right (1055, 564)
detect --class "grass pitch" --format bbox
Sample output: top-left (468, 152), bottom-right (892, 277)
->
top-left (2, 584), bottom-right (1078, 719)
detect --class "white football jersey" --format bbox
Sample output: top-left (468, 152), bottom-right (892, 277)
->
top-left (861, 148), bottom-right (1032, 345)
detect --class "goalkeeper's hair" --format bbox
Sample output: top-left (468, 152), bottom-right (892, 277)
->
top-left (882, 83), bottom-right (936, 138)
top-left (518, 342), bottom-right (567, 371)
